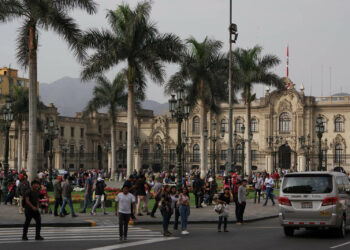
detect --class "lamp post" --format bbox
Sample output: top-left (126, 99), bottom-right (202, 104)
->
top-left (315, 115), bottom-right (325, 171)
top-left (233, 124), bottom-right (252, 179)
top-left (44, 119), bottom-right (59, 185)
top-left (1, 98), bottom-right (13, 202)
top-left (227, 0), bottom-right (238, 172)
top-left (299, 134), bottom-right (315, 171)
top-left (324, 138), bottom-right (328, 171)
top-left (181, 131), bottom-right (189, 178)
top-left (122, 143), bottom-right (126, 170)
top-left (266, 136), bottom-right (283, 172)
top-left (169, 89), bottom-right (190, 191)
top-left (104, 141), bottom-right (110, 172)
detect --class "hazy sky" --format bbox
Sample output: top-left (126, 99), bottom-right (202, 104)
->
top-left (0, 0), bottom-right (349, 103)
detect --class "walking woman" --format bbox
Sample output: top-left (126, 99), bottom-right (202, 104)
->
top-left (217, 187), bottom-right (232, 232)
top-left (160, 185), bottom-right (172, 236)
top-left (170, 186), bottom-right (180, 230)
top-left (178, 187), bottom-right (190, 235)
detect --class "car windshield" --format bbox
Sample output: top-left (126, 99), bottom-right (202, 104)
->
top-left (282, 175), bottom-right (333, 194)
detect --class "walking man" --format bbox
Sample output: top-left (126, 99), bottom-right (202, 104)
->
top-left (150, 177), bottom-right (163, 218)
top-left (115, 185), bottom-right (136, 241)
top-left (22, 180), bottom-right (44, 241)
top-left (263, 174), bottom-right (276, 206)
top-left (17, 175), bottom-right (30, 214)
top-left (237, 179), bottom-right (247, 224)
top-left (253, 173), bottom-right (263, 204)
top-left (60, 177), bottom-right (78, 217)
top-left (91, 177), bottom-right (107, 215)
top-left (81, 173), bottom-right (94, 213)
top-left (53, 177), bottom-right (67, 216)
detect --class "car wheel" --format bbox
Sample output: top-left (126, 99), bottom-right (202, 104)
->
top-left (283, 227), bottom-right (294, 237)
top-left (336, 217), bottom-right (346, 238)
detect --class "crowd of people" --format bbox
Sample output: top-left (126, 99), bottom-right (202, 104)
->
top-left (0, 167), bottom-right (284, 241)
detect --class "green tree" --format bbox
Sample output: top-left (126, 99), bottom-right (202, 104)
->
top-left (0, 0), bottom-right (97, 181)
top-left (232, 45), bottom-right (285, 176)
top-left (81, 1), bottom-right (183, 176)
top-left (166, 37), bottom-right (228, 178)
top-left (84, 74), bottom-right (127, 178)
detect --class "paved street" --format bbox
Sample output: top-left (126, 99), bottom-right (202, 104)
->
top-left (1, 219), bottom-right (350, 250)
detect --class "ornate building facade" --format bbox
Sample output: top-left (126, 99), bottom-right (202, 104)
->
top-left (1, 78), bottom-right (350, 174)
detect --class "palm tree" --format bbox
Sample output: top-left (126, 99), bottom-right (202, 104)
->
top-left (232, 45), bottom-right (285, 177)
top-left (81, 1), bottom-right (183, 176)
top-left (0, 0), bottom-right (97, 181)
top-left (166, 37), bottom-right (228, 178)
top-left (83, 74), bottom-right (127, 179)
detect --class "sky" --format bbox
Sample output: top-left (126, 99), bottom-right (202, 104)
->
top-left (0, 0), bottom-right (349, 103)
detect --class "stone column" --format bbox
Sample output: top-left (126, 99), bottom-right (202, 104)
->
top-left (134, 148), bottom-right (141, 173)
top-left (265, 150), bottom-right (273, 173)
top-left (297, 153), bottom-right (306, 172)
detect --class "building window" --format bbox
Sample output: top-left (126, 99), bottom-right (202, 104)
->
top-left (71, 127), bottom-right (75, 137)
top-left (193, 144), bottom-right (200, 162)
top-left (251, 150), bottom-right (257, 161)
top-left (155, 144), bottom-right (162, 159)
top-left (79, 145), bottom-right (84, 158)
top-left (193, 116), bottom-right (200, 135)
top-left (80, 128), bottom-right (84, 138)
top-left (335, 144), bottom-right (343, 163)
top-left (60, 127), bottom-right (64, 137)
top-left (17, 80), bottom-right (24, 87)
top-left (235, 118), bottom-right (244, 133)
top-left (143, 149), bottom-right (149, 160)
top-left (221, 150), bottom-right (227, 161)
top-left (70, 144), bottom-right (75, 156)
top-left (236, 144), bottom-right (243, 161)
top-left (335, 117), bottom-right (344, 132)
top-left (98, 125), bottom-right (102, 134)
top-left (279, 112), bottom-right (291, 132)
top-left (119, 131), bottom-right (122, 140)
top-left (251, 119), bottom-right (258, 132)
top-left (221, 119), bottom-right (227, 133)
top-left (169, 149), bottom-right (176, 163)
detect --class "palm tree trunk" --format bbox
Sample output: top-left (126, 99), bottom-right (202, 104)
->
top-left (17, 121), bottom-right (22, 172)
top-left (246, 87), bottom-right (252, 177)
top-left (200, 80), bottom-right (207, 178)
top-left (126, 67), bottom-right (135, 177)
top-left (110, 120), bottom-right (117, 180)
top-left (28, 25), bottom-right (38, 181)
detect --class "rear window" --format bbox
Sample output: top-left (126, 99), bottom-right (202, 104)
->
top-left (282, 174), bottom-right (333, 194)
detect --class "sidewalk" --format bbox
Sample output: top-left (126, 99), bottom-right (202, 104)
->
top-left (0, 199), bottom-right (278, 228)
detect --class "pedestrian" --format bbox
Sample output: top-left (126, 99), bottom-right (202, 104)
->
top-left (217, 187), bottom-right (232, 232)
top-left (193, 175), bottom-right (204, 208)
top-left (17, 175), bottom-right (30, 214)
top-left (160, 185), bottom-right (172, 236)
top-left (91, 177), bottom-right (107, 215)
top-left (178, 187), bottom-right (190, 235)
top-left (81, 173), bottom-right (94, 213)
top-left (233, 180), bottom-right (240, 221)
top-left (135, 175), bottom-right (149, 216)
top-left (115, 185), bottom-right (136, 241)
top-left (170, 186), bottom-right (180, 230)
top-left (22, 180), bottom-right (44, 241)
top-left (253, 172), bottom-right (263, 204)
top-left (53, 177), bottom-right (67, 216)
top-left (150, 177), bottom-right (163, 218)
top-left (263, 174), bottom-right (276, 206)
top-left (60, 176), bottom-right (78, 217)
top-left (237, 179), bottom-right (247, 224)
top-left (4, 180), bottom-right (16, 205)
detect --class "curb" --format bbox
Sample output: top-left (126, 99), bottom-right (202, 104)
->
top-left (133, 215), bottom-right (279, 225)
top-left (0, 220), bottom-right (96, 228)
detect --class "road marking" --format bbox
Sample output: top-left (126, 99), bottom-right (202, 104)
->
top-left (330, 241), bottom-right (350, 249)
top-left (88, 237), bottom-right (179, 250)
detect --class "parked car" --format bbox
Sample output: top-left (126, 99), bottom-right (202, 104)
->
top-left (278, 171), bottom-right (350, 237)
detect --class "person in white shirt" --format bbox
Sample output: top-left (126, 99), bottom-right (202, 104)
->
top-left (253, 173), bottom-right (263, 204)
top-left (115, 185), bottom-right (136, 241)
top-left (263, 175), bottom-right (275, 206)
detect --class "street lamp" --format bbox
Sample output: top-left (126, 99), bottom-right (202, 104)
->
top-left (61, 143), bottom-right (69, 170)
top-left (1, 98), bottom-right (13, 202)
top-left (324, 138), bottom-right (328, 171)
top-left (266, 136), bottom-right (283, 172)
top-left (299, 134), bottom-right (315, 171)
top-left (227, 0), bottom-right (238, 174)
top-left (181, 131), bottom-right (189, 178)
top-left (44, 118), bottom-right (59, 186)
top-left (315, 115), bottom-right (325, 171)
top-left (169, 89), bottom-right (190, 191)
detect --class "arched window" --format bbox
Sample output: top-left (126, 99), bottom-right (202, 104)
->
top-left (155, 144), bottom-right (162, 159)
top-left (193, 144), bottom-right (200, 162)
top-left (335, 117), bottom-right (344, 132)
top-left (192, 116), bottom-right (200, 134)
top-left (221, 119), bottom-right (227, 133)
top-left (251, 118), bottom-right (258, 132)
top-left (279, 112), bottom-right (291, 132)
top-left (235, 118), bottom-right (244, 133)
top-left (335, 144), bottom-right (343, 163)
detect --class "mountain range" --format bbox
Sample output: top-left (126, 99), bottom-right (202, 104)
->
top-left (39, 77), bottom-right (168, 117)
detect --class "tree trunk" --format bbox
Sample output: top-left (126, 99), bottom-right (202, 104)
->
top-left (246, 86), bottom-right (252, 177)
top-left (110, 118), bottom-right (117, 180)
top-left (17, 121), bottom-right (22, 172)
top-left (126, 66), bottom-right (135, 177)
top-left (200, 80), bottom-right (207, 178)
top-left (28, 25), bottom-right (38, 181)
